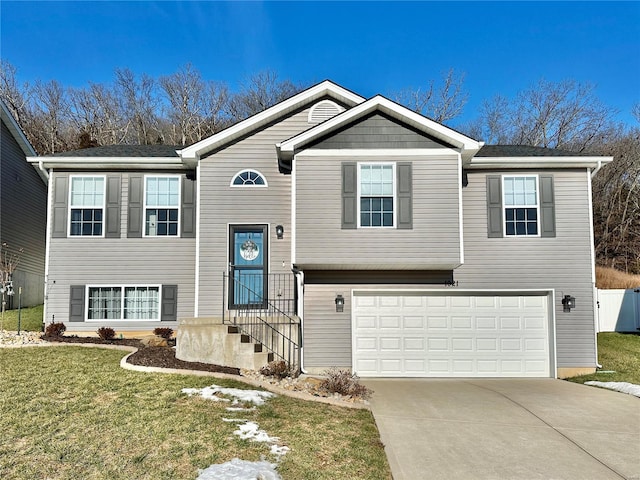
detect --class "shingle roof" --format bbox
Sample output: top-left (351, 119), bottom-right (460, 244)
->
top-left (477, 145), bottom-right (594, 157)
top-left (50, 144), bottom-right (181, 157)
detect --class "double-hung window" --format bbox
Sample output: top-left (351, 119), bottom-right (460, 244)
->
top-left (358, 163), bottom-right (395, 227)
top-left (503, 175), bottom-right (539, 236)
top-left (145, 176), bottom-right (180, 236)
top-left (87, 285), bottom-right (160, 320)
top-left (69, 176), bottom-right (105, 236)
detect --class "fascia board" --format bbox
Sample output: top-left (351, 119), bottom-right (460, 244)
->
top-left (467, 156), bottom-right (614, 170)
top-left (1, 102), bottom-right (37, 157)
top-left (27, 156), bottom-right (185, 170)
top-left (278, 95), bottom-right (481, 156)
top-left (180, 81), bottom-right (366, 161)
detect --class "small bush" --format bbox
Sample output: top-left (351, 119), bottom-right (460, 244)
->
top-left (97, 327), bottom-right (116, 340)
top-left (320, 368), bottom-right (373, 399)
top-left (153, 327), bottom-right (174, 340)
top-left (44, 322), bottom-right (66, 338)
top-left (260, 360), bottom-right (293, 379)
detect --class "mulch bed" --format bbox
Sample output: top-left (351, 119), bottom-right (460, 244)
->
top-left (42, 335), bottom-right (241, 376)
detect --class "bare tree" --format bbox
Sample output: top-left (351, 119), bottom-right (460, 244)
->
top-left (0, 60), bottom-right (30, 128)
top-left (472, 79), bottom-right (620, 152)
top-left (31, 80), bottom-right (72, 154)
top-left (115, 68), bottom-right (162, 144)
top-left (392, 69), bottom-right (468, 123)
top-left (227, 70), bottom-right (303, 122)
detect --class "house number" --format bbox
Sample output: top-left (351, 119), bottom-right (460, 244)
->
top-left (444, 280), bottom-right (459, 287)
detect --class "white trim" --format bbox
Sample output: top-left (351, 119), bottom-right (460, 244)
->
top-left (194, 163), bottom-right (201, 317)
top-left (457, 152), bottom-right (464, 265)
top-left (84, 284), bottom-right (162, 322)
top-left (278, 96), bottom-right (481, 161)
top-left (142, 174), bottom-right (181, 238)
top-left (229, 169), bottom-right (269, 187)
top-left (502, 174), bottom-right (541, 238)
top-left (43, 168), bottom-right (54, 323)
top-left (469, 156), bottom-right (613, 170)
top-left (29, 157), bottom-right (184, 170)
top-left (291, 156), bottom-right (297, 265)
top-left (357, 162), bottom-right (396, 228)
top-left (294, 148), bottom-right (457, 158)
top-left (587, 170), bottom-right (601, 368)
top-left (68, 174), bottom-right (106, 238)
top-left (181, 81), bottom-right (365, 162)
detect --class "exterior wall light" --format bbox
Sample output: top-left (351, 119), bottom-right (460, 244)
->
top-left (562, 295), bottom-right (576, 312)
top-left (335, 294), bottom-right (345, 312)
top-left (275, 225), bottom-right (284, 239)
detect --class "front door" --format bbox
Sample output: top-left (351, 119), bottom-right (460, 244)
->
top-left (229, 225), bottom-right (268, 308)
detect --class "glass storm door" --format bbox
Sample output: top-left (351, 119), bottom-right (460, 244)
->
top-left (229, 225), bottom-right (268, 308)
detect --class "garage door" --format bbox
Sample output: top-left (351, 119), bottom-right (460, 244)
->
top-left (353, 292), bottom-right (551, 378)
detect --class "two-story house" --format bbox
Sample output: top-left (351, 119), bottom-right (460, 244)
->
top-left (29, 81), bottom-right (611, 379)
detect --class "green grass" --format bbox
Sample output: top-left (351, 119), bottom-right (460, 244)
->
top-left (568, 332), bottom-right (640, 385)
top-left (0, 346), bottom-right (391, 480)
top-left (0, 304), bottom-right (43, 331)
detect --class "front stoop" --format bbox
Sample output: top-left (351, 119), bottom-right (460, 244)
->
top-left (176, 318), bottom-right (273, 371)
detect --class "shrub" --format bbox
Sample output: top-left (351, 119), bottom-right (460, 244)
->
top-left (44, 322), bottom-right (66, 338)
top-left (319, 368), bottom-right (373, 399)
top-left (97, 327), bottom-right (116, 340)
top-left (260, 360), bottom-right (293, 379)
top-left (153, 327), bottom-right (174, 340)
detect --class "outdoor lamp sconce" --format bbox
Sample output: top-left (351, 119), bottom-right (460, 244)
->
top-left (562, 295), bottom-right (576, 312)
top-left (335, 294), bottom-right (345, 312)
top-left (275, 225), bottom-right (284, 240)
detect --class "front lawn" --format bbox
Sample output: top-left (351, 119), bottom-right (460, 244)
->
top-left (567, 332), bottom-right (640, 385)
top-left (0, 304), bottom-right (43, 332)
top-left (0, 347), bottom-right (391, 480)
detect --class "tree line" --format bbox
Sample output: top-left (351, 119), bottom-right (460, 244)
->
top-left (1, 61), bottom-right (638, 274)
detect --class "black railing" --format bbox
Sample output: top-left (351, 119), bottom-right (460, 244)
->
top-left (222, 272), bottom-right (300, 369)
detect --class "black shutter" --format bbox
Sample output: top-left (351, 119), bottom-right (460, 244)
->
top-left (69, 285), bottom-right (85, 322)
top-left (539, 174), bottom-right (556, 237)
top-left (161, 285), bottom-right (178, 321)
top-left (105, 175), bottom-right (121, 238)
top-left (127, 175), bottom-right (143, 238)
top-left (397, 162), bottom-right (412, 229)
top-left (181, 175), bottom-right (196, 238)
top-left (52, 175), bottom-right (68, 238)
top-left (342, 162), bottom-right (357, 229)
top-left (486, 175), bottom-right (503, 238)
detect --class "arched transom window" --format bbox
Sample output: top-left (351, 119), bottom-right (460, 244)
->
top-left (231, 169), bottom-right (268, 187)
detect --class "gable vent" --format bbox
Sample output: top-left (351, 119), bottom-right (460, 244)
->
top-left (308, 100), bottom-right (344, 124)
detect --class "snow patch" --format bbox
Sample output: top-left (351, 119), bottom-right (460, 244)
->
top-left (234, 421), bottom-right (279, 443)
top-left (182, 384), bottom-right (275, 405)
top-left (196, 458), bottom-right (281, 480)
top-left (585, 381), bottom-right (640, 398)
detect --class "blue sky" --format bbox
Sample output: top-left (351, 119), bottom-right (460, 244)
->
top-left (1, 1), bottom-right (639, 126)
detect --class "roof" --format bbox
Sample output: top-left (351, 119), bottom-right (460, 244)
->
top-left (469, 144), bottom-right (612, 170)
top-left (477, 145), bottom-right (597, 157)
top-left (49, 144), bottom-right (181, 158)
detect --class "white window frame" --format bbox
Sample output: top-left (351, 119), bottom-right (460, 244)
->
top-left (143, 175), bottom-right (181, 237)
top-left (85, 285), bottom-right (162, 321)
top-left (357, 162), bottom-right (396, 228)
top-left (68, 175), bottom-right (106, 238)
top-left (502, 174), bottom-right (541, 238)
top-left (230, 169), bottom-right (268, 187)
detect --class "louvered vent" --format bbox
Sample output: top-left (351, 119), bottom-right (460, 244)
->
top-left (308, 100), bottom-right (344, 124)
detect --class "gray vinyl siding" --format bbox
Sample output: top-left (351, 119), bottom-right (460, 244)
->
top-left (296, 152), bottom-right (461, 268)
top-left (45, 172), bottom-right (196, 329)
top-left (311, 113), bottom-right (453, 149)
top-left (196, 109), bottom-right (311, 316)
top-left (0, 120), bottom-right (46, 306)
top-left (456, 169), bottom-right (596, 368)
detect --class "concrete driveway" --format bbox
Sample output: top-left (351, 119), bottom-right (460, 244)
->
top-left (363, 379), bottom-right (640, 480)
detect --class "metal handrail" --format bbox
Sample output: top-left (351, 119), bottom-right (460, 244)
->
top-left (222, 272), bottom-right (300, 369)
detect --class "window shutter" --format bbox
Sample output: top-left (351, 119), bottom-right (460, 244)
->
top-left (161, 285), bottom-right (178, 321)
top-left (127, 175), bottom-right (143, 238)
top-left (69, 285), bottom-right (85, 322)
top-left (397, 162), bottom-right (412, 229)
top-left (539, 174), bottom-right (556, 237)
top-left (486, 175), bottom-right (503, 238)
top-left (52, 175), bottom-right (68, 238)
top-left (105, 175), bottom-right (121, 238)
top-left (181, 175), bottom-right (196, 238)
top-left (342, 162), bottom-right (357, 229)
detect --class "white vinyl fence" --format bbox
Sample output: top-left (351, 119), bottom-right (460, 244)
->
top-left (596, 288), bottom-right (640, 332)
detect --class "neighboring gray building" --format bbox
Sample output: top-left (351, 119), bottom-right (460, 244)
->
top-left (29, 81), bottom-right (612, 379)
top-left (1, 101), bottom-right (47, 307)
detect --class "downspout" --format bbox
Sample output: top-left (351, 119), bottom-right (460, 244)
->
top-left (292, 266), bottom-right (306, 374)
top-left (587, 168), bottom-right (602, 369)
top-left (590, 160), bottom-right (603, 178)
top-left (38, 160), bottom-right (50, 181)
top-left (42, 168), bottom-right (53, 328)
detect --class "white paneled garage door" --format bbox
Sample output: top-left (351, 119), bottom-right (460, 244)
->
top-left (353, 292), bottom-right (552, 378)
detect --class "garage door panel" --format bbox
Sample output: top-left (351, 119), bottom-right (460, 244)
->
top-left (353, 293), bottom-right (551, 378)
